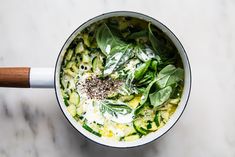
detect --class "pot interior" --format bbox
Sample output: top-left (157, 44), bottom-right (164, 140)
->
top-left (54, 11), bottom-right (191, 148)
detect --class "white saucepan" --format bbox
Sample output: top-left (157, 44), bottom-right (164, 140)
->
top-left (0, 11), bottom-right (191, 148)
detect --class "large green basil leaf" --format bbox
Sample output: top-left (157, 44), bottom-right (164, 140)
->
top-left (156, 65), bottom-right (184, 88)
top-left (135, 71), bottom-right (155, 87)
top-left (135, 46), bottom-right (156, 62)
top-left (136, 65), bottom-right (183, 112)
top-left (149, 86), bottom-right (172, 107)
top-left (96, 23), bottom-right (124, 56)
top-left (100, 100), bottom-right (132, 117)
top-left (140, 79), bottom-right (157, 105)
top-left (127, 30), bottom-right (148, 39)
top-left (148, 23), bottom-right (177, 59)
top-left (133, 60), bottom-right (151, 82)
top-left (158, 64), bottom-right (176, 78)
top-left (150, 60), bottom-right (158, 72)
top-left (148, 23), bottom-right (160, 54)
top-left (103, 44), bottom-right (134, 76)
top-left (96, 24), bottom-right (135, 76)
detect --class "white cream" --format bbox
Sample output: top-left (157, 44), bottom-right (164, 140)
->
top-left (83, 100), bottom-right (105, 125)
top-left (105, 45), bottom-right (111, 54)
top-left (103, 52), bottom-right (123, 76)
top-left (103, 111), bottom-right (134, 124)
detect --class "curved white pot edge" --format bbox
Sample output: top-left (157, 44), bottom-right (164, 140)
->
top-left (30, 68), bottom-right (54, 88)
top-left (54, 11), bottom-right (192, 148)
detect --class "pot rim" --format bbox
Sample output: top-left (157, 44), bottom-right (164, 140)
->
top-left (54, 11), bottom-right (192, 148)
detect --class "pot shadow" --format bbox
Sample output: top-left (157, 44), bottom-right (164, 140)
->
top-left (0, 92), bottom-right (162, 157)
top-left (15, 95), bottom-right (162, 156)
top-left (63, 120), bottom-right (161, 157)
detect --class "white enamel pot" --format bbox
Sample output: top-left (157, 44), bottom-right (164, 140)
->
top-left (0, 11), bottom-right (191, 148)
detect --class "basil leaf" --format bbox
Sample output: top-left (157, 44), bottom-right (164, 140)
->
top-left (96, 24), bottom-right (135, 76)
top-left (148, 23), bottom-right (177, 59)
top-left (127, 30), bottom-right (148, 39)
top-left (135, 46), bottom-right (156, 62)
top-left (100, 100), bottom-right (132, 117)
top-left (135, 71), bottom-right (155, 87)
top-left (124, 72), bottom-right (138, 94)
top-left (166, 68), bottom-right (184, 86)
top-left (133, 60), bottom-right (151, 82)
top-left (103, 44), bottom-right (134, 76)
top-left (150, 60), bottom-right (158, 72)
top-left (156, 65), bottom-right (184, 88)
top-left (149, 86), bottom-right (172, 107)
top-left (136, 65), bottom-right (183, 112)
top-left (148, 23), bottom-right (160, 53)
top-left (96, 23), bottom-right (124, 56)
top-left (158, 65), bottom-right (176, 78)
top-left (140, 79), bottom-right (157, 105)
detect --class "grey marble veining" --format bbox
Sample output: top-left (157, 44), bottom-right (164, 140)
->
top-left (0, 0), bottom-right (235, 156)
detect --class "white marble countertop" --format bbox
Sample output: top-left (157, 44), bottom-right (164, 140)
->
top-left (0, 0), bottom-right (235, 156)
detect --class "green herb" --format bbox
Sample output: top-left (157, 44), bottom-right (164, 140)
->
top-left (100, 100), bottom-right (132, 117)
top-left (149, 86), bottom-right (172, 107)
top-left (103, 44), bottom-right (134, 76)
top-left (124, 73), bottom-right (138, 94)
top-left (133, 60), bottom-right (151, 82)
top-left (148, 23), bottom-right (160, 54)
top-left (127, 29), bottom-right (148, 39)
top-left (134, 46), bottom-right (156, 62)
top-left (150, 60), bottom-right (158, 72)
top-left (96, 23), bottom-right (124, 56)
top-left (156, 65), bottom-right (184, 89)
top-left (140, 79), bottom-right (157, 105)
top-left (135, 71), bottom-right (155, 87)
top-left (96, 24), bottom-right (136, 76)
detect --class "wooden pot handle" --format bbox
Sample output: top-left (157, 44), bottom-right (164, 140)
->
top-left (0, 67), bottom-right (30, 88)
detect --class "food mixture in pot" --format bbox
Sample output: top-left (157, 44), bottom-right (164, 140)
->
top-left (60, 16), bottom-right (184, 141)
